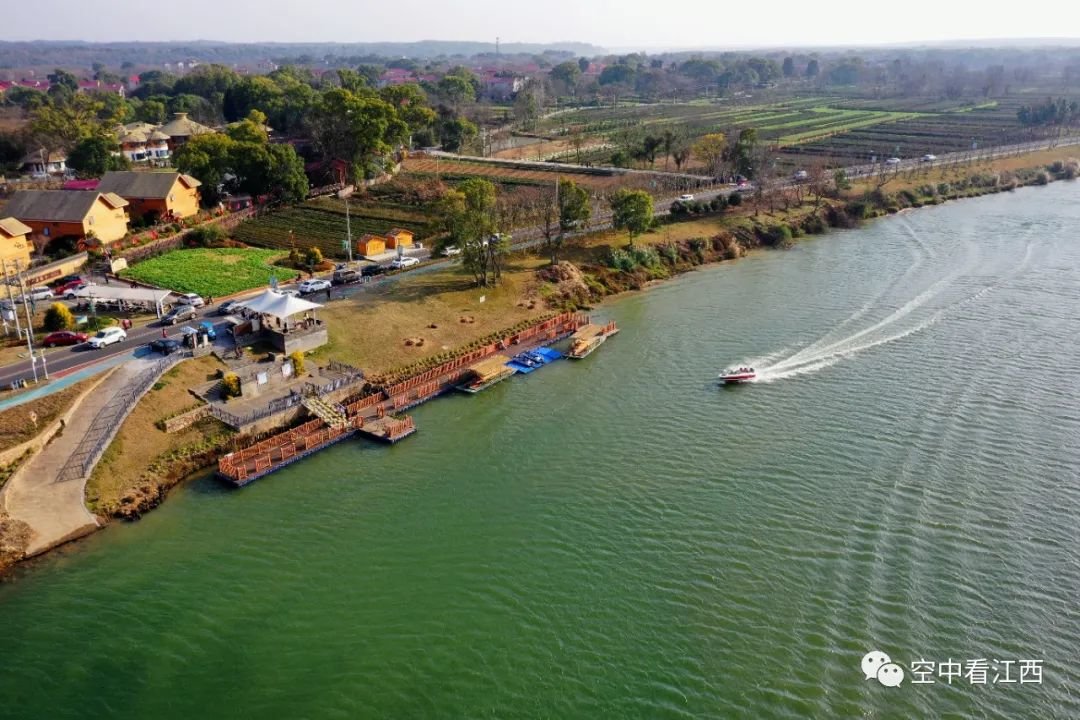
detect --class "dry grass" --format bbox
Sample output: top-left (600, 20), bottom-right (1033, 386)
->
top-left (313, 261), bottom-right (547, 375)
top-left (850, 148), bottom-right (1075, 195)
top-left (0, 377), bottom-right (97, 454)
top-left (86, 355), bottom-right (226, 513)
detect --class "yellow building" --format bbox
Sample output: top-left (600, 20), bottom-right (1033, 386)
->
top-left (3, 190), bottom-right (130, 249)
top-left (97, 171), bottom-right (202, 221)
top-left (0, 217), bottom-right (33, 266)
top-left (385, 228), bottom-right (414, 249)
top-left (357, 233), bottom-right (386, 257)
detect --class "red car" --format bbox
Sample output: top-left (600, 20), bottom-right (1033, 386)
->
top-left (42, 330), bottom-right (89, 347)
top-left (55, 278), bottom-right (87, 295)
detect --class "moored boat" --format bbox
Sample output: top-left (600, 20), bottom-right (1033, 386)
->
top-left (566, 322), bottom-right (619, 359)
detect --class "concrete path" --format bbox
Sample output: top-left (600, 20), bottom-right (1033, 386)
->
top-left (0, 356), bottom-right (166, 557)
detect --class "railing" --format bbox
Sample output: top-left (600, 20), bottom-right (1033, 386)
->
top-left (57, 354), bottom-right (184, 483)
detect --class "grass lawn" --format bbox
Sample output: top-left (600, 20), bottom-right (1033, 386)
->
top-left (0, 376), bottom-right (96, 455)
top-left (119, 247), bottom-right (287, 297)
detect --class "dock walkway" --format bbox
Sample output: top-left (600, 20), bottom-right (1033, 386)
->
top-left (218, 311), bottom-right (596, 486)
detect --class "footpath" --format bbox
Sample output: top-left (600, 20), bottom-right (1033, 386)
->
top-left (1, 355), bottom-right (174, 558)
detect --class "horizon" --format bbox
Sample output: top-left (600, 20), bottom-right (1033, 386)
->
top-left (5, 0), bottom-right (1080, 51)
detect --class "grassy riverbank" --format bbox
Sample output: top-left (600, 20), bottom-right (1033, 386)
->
top-left (68, 147), bottom-right (1080, 539)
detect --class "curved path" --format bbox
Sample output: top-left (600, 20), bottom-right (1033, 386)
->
top-left (0, 355), bottom-right (172, 557)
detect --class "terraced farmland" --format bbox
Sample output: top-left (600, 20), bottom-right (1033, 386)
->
top-left (780, 100), bottom-right (1054, 167)
top-left (233, 198), bottom-right (436, 259)
top-left (401, 156), bottom-right (638, 191)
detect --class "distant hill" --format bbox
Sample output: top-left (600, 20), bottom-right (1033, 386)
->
top-left (0, 40), bottom-right (607, 70)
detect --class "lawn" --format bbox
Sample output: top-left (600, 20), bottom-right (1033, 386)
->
top-left (119, 247), bottom-right (287, 297)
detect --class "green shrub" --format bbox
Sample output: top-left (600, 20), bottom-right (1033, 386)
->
top-left (727, 192), bottom-right (743, 207)
top-left (936, 182), bottom-right (952, 195)
top-left (658, 243), bottom-right (678, 264)
top-left (759, 224), bottom-right (793, 248)
top-left (1032, 171), bottom-right (1051, 186)
top-left (43, 302), bottom-right (75, 331)
top-left (801, 214), bottom-right (828, 234)
top-left (304, 246), bottom-right (323, 266)
top-left (221, 373), bottom-right (241, 399)
top-left (186, 224), bottom-right (227, 248)
top-left (709, 196), bottom-right (728, 212)
top-left (289, 351), bottom-right (306, 375)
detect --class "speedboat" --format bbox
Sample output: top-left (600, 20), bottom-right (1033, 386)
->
top-left (719, 367), bottom-right (756, 384)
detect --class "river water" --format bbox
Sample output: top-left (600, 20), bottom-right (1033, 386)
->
top-left (2, 183), bottom-right (1079, 719)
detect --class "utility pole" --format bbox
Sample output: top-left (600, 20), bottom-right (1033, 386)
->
top-left (1, 258), bottom-right (22, 343)
top-left (337, 185), bottom-right (356, 263)
top-left (15, 260), bottom-right (38, 382)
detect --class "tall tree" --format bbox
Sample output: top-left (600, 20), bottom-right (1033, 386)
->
top-left (438, 178), bottom-right (500, 286)
top-left (308, 88), bottom-right (407, 180)
top-left (67, 135), bottom-right (131, 178)
top-left (692, 132), bottom-right (727, 178)
top-left (805, 59), bottom-right (820, 78)
top-left (782, 57), bottom-right (796, 78)
top-left (610, 189), bottom-right (653, 247)
top-left (731, 128), bottom-right (758, 178)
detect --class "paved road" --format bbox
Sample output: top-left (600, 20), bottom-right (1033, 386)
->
top-left (2, 135), bottom-right (1076, 389)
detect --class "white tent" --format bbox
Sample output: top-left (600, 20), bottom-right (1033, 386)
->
top-left (235, 290), bottom-right (322, 322)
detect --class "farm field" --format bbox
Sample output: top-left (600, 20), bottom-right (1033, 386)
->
top-left (402, 156), bottom-right (635, 190)
top-left (119, 247), bottom-right (286, 297)
top-left (233, 197), bottom-right (436, 259)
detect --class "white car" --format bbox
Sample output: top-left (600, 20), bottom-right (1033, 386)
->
top-left (175, 292), bottom-right (205, 307)
top-left (87, 326), bottom-right (127, 349)
top-left (678, 193), bottom-right (695, 202)
top-left (884, 157), bottom-right (902, 165)
top-left (28, 286), bottom-right (54, 301)
top-left (64, 281), bottom-right (95, 299)
top-left (793, 170), bottom-right (809, 181)
top-left (442, 246), bottom-right (462, 257)
top-left (390, 256), bottom-right (420, 269)
top-left (278, 289), bottom-right (300, 298)
top-left (921, 154), bottom-right (937, 162)
top-left (298, 278), bottom-right (331, 294)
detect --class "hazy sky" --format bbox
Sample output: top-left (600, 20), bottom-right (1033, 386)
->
top-left (7, 0), bottom-right (1080, 49)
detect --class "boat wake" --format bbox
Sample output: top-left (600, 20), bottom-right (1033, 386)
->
top-left (740, 223), bottom-right (1036, 383)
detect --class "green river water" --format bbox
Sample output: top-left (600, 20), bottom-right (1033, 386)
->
top-left (2, 183), bottom-right (1079, 719)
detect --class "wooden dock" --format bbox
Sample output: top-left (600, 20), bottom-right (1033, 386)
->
top-left (217, 311), bottom-right (603, 486)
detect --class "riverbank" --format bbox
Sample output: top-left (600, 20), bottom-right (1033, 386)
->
top-left (2, 147), bottom-right (1076, 574)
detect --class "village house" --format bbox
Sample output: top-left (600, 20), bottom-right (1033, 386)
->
top-left (20, 149), bottom-right (68, 176)
top-left (0, 217), bottom-right (33, 267)
top-left (3, 190), bottom-right (130, 251)
top-left (97, 171), bottom-right (202, 221)
top-left (117, 122), bottom-right (172, 165)
top-left (156, 112), bottom-right (215, 153)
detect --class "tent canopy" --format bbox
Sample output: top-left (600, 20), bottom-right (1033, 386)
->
top-left (73, 286), bottom-right (172, 304)
top-left (236, 290), bottom-right (322, 321)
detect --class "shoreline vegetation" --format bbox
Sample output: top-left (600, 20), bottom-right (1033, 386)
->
top-left (1, 148), bottom-right (1077, 574)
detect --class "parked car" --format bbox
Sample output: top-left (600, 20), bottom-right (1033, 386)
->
top-left (298, 278), bottom-right (331, 294)
top-left (18, 287), bottom-right (54, 303)
top-left (55, 278), bottom-right (87, 295)
top-left (332, 268), bottom-right (361, 285)
top-left (360, 263), bottom-right (386, 277)
top-left (279, 289), bottom-right (300, 298)
top-left (62, 281), bottom-right (94, 299)
top-left (921, 153), bottom-right (938, 162)
top-left (217, 299), bottom-right (241, 316)
top-left (42, 330), bottom-right (89, 347)
top-left (149, 337), bottom-right (182, 355)
top-left (793, 170), bottom-right (809, 181)
top-left (679, 193), bottom-right (695, 202)
top-left (162, 305), bottom-right (198, 325)
top-left (87, 326), bottom-right (127, 349)
top-left (390, 256), bottom-right (420, 269)
top-left (198, 320), bottom-right (217, 340)
top-left (441, 245), bottom-right (462, 257)
top-left (885, 157), bottom-right (902, 165)
top-left (50, 274), bottom-right (83, 289)
top-left (175, 292), bottom-right (205, 307)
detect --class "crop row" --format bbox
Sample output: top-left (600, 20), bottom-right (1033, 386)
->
top-left (233, 205), bottom-right (432, 258)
